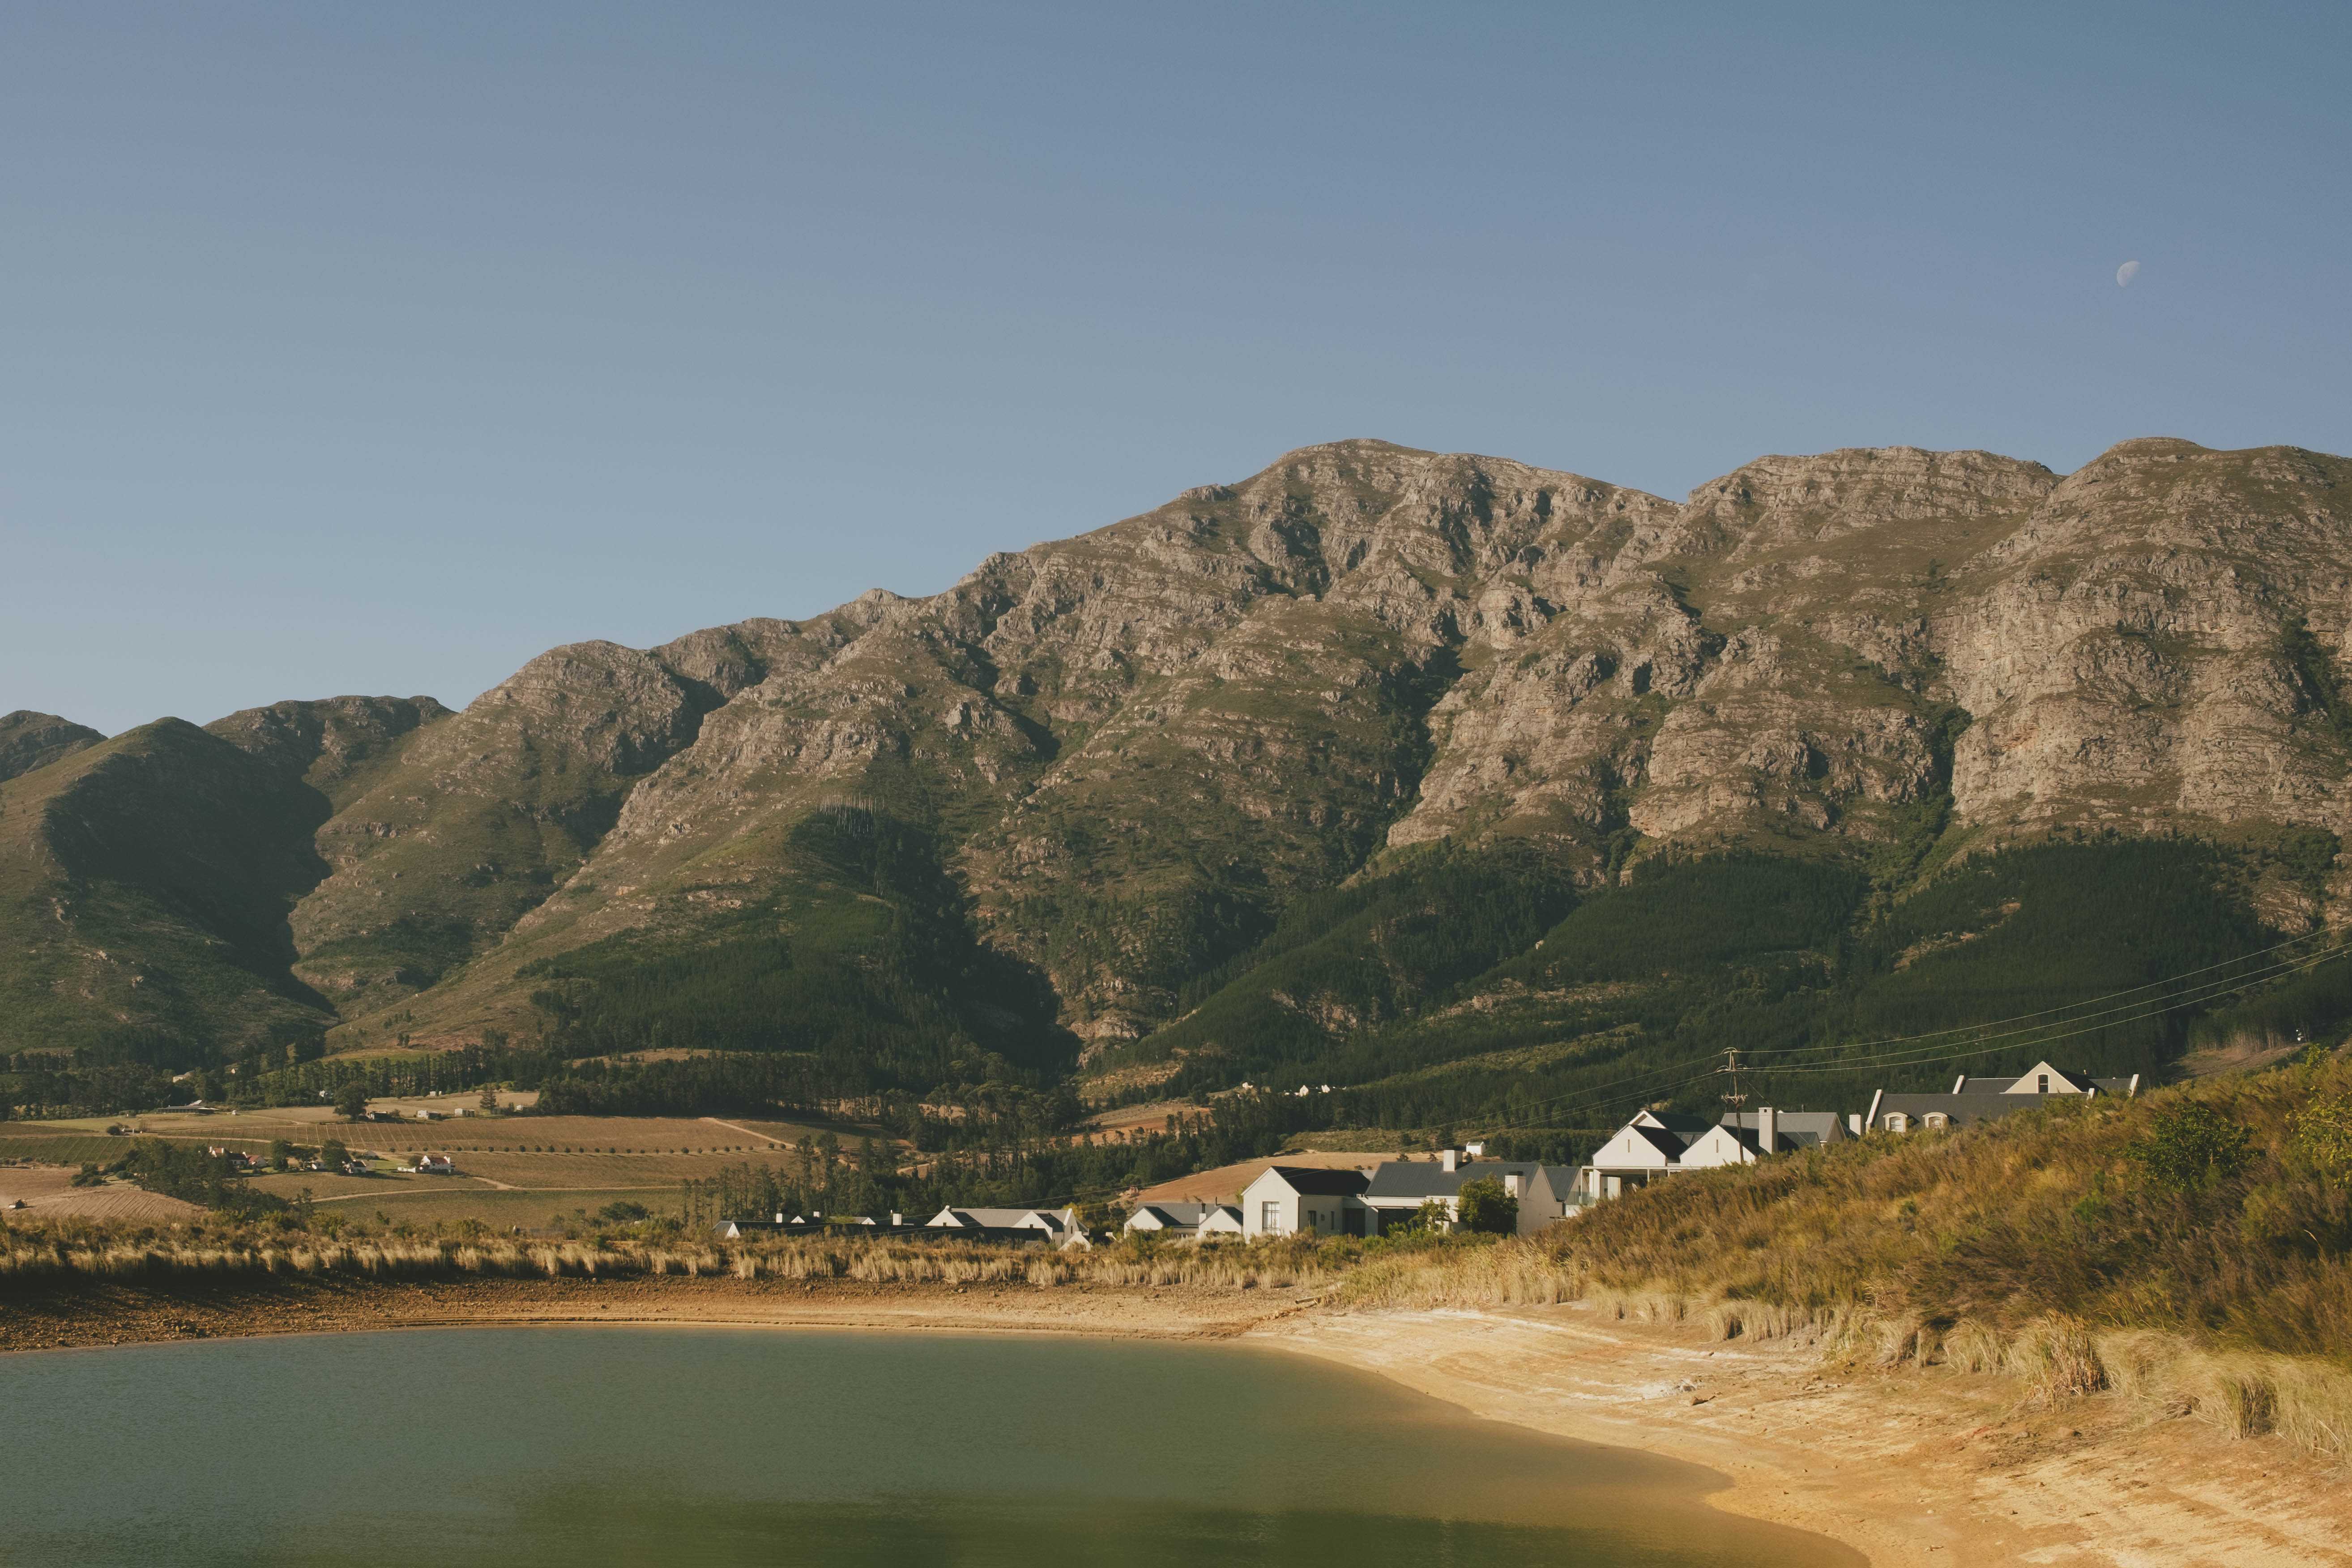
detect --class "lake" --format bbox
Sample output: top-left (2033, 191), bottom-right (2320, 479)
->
top-left (0, 1326), bottom-right (1847, 1566)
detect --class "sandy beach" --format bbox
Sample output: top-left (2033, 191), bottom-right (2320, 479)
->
top-left (2, 1274), bottom-right (2343, 1566)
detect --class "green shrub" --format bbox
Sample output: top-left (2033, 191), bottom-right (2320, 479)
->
top-left (1455, 1176), bottom-right (1517, 1235)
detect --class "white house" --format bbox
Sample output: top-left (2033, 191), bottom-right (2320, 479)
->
top-left (924, 1205), bottom-right (1093, 1248)
top-left (1123, 1201), bottom-right (1242, 1241)
top-left (1582, 1110), bottom-right (1712, 1198)
top-left (1579, 1106), bottom-right (1849, 1201)
top-left (1675, 1108), bottom-right (1851, 1171)
top-left (1359, 1149), bottom-right (1582, 1236)
top-left (1238, 1166), bottom-right (1371, 1238)
top-left (1865, 1061), bottom-right (2141, 1135)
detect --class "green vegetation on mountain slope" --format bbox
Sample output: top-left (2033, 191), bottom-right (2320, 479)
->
top-left (0, 721), bottom-right (337, 1059)
top-left (520, 805), bottom-right (1077, 1102)
top-left (1115, 841), bottom-right (2294, 1162)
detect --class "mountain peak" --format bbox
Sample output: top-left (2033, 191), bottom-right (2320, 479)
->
top-left (0, 709), bottom-right (106, 783)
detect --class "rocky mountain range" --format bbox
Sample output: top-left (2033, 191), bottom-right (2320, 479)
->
top-left (8, 435), bottom-right (2351, 1096)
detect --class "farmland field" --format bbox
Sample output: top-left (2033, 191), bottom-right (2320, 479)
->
top-left (14, 1111), bottom-right (862, 1156)
top-left (5, 1110), bottom-right (879, 1230)
top-left (305, 1186), bottom-right (683, 1228)
top-left (0, 1130), bottom-right (138, 1166)
top-left (0, 1164), bottom-right (204, 1221)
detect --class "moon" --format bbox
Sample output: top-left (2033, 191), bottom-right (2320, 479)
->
top-left (2116, 260), bottom-right (2141, 287)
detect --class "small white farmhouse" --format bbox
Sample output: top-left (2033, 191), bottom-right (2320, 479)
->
top-left (1237, 1166), bottom-right (1370, 1238)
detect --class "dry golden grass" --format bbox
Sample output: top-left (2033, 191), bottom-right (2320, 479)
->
top-left (0, 1214), bottom-right (1364, 1298)
top-left (1325, 1054), bottom-right (2352, 1461)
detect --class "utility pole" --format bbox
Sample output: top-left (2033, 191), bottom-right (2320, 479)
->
top-left (1720, 1047), bottom-right (1747, 1115)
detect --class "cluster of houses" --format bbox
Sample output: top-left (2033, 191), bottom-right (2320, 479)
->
top-left (707, 1060), bottom-right (2140, 1245)
top-left (1127, 1060), bottom-right (2141, 1238)
top-left (1572, 1059), bottom-right (2137, 1204)
top-left (711, 1205), bottom-right (1093, 1245)
top-left (1128, 1146), bottom-right (1583, 1242)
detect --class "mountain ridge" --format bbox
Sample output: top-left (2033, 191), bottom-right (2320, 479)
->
top-left (8, 435), bottom-right (2351, 1118)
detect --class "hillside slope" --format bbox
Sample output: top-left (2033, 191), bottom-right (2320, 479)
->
top-left (0, 721), bottom-right (337, 1055)
top-left (0, 711), bottom-right (104, 783)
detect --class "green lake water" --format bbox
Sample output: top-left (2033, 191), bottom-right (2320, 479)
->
top-left (0, 1326), bottom-right (1851, 1567)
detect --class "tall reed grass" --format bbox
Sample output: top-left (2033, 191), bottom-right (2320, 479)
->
top-left (0, 1214), bottom-right (1384, 1295)
top-left (1321, 1052), bottom-right (2352, 1459)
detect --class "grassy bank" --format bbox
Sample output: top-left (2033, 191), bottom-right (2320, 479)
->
top-left (0, 1211), bottom-right (1467, 1298)
top-left (1341, 1049), bottom-right (2352, 1457)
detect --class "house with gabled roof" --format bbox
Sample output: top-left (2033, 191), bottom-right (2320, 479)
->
top-left (1123, 1201), bottom-right (1242, 1241)
top-left (924, 1205), bottom-right (1094, 1248)
top-left (1238, 1165), bottom-right (1371, 1238)
top-left (1576, 1104), bottom-right (1852, 1201)
top-left (1583, 1112), bottom-right (1707, 1197)
top-left (1359, 1148), bottom-right (1582, 1236)
top-left (1865, 1060), bottom-right (2139, 1135)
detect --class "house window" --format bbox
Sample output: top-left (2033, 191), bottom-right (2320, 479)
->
top-left (1261, 1201), bottom-right (1280, 1233)
top-left (1924, 1112), bottom-right (1949, 1130)
top-left (2037, 1074), bottom-right (2050, 1094)
top-left (1886, 1113), bottom-right (1909, 1133)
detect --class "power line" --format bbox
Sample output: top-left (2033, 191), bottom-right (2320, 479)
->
top-left (1763, 946), bottom-right (2348, 1078)
top-left (1750, 925), bottom-right (2340, 1063)
top-left (1465, 932), bottom-right (2348, 1138)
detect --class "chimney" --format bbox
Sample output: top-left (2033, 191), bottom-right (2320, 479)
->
top-left (1758, 1107), bottom-right (1778, 1156)
top-left (890, 1212), bottom-right (903, 1226)
top-left (1464, 1141), bottom-right (1485, 1157)
top-left (773, 1211), bottom-right (783, 1224)
top-left (1847, 1112), bottom-right (1862, 1137)
top-left (1441, 1148), bottom-right (1459, 1173)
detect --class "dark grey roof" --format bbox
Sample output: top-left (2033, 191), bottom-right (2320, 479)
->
top-left (1626, 1124), bottom-right (1690, 1161)
top-left (1257, 1166), bottom-right (1372, 1197)
top-left (1639, 1112), bottom-right (1716, 1136)
top-left (1130, 1202), bottom-right (1221, 1227)
top-left (1363, 1159), bottom-right (1545, 1201)
top-left (1719, 1110), bottom-right (1845, 1149)
top-left (1872, 1093), bottom-right (2034, 1128)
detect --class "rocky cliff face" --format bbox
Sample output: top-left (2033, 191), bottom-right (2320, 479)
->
top-left (9, 435), bottom-right (2348, 1061)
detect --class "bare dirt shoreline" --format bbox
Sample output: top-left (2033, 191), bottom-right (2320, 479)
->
top-left (2, 1276), bottom-right (2343, 1567)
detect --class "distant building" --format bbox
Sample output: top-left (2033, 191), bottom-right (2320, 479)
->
top-left (1360, 1149), bottom-right (1582, 1237)
top-left (1123, 1201), bottom-right (1243, 1241)
top-left (1865, 1060), bottom-right (2139, 1134)
top-left (924, 1206), bottom-right (1093, 1248)
top-left (1238, 1166), bottom-right (1371, 1238)
top-left (1578, 1106), bottom-right (1851, 1203)
top-left (711, 1214), bottom-right (809, 1237)
top-left (1583, 1111), bottom-right (1716, 1198)
top-left (415, 1154), bottom-right (455, 1175)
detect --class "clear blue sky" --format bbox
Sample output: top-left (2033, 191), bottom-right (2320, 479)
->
top-left (5, 3), bottom-right (2346, 735)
